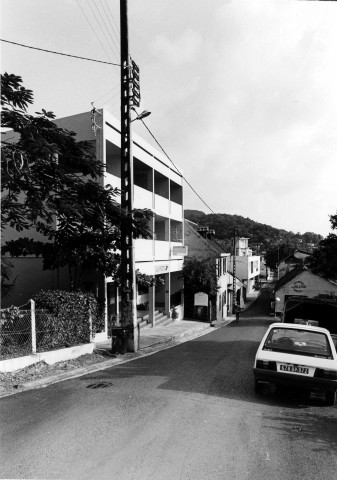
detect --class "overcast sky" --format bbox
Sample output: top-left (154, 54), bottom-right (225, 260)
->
top-left (1, 0), bottom-right (337, 237)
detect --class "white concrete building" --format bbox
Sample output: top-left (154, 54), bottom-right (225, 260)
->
top-left (229, 237), bottom-right (260, 297)
top-left (3, 110), bottom-right (185, 341)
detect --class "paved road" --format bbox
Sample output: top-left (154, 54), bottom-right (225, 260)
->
top-left (1, 289), bottom-right (336, 480)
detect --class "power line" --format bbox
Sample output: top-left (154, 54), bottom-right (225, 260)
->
top-left (140, 119), bottom-right (217, 215)
top-left (93, 84), bottom-right (120, 104)
top-left (101, 0), bottom-right (120, 42)
top-left (0, 39), bottom-right (120, 66)
top-left (76, 0), bottom-right (114, 63)
top-left (87, 0), bottom-right (119, 63)
top-left (97, 0), bottom-right (120, 53)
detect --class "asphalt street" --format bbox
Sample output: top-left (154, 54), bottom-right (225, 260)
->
top-left (1, 289), bottom-right (336, 480)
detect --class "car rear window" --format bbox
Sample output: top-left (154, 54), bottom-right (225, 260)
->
top-left (263, 328), bottom-right (332, 358)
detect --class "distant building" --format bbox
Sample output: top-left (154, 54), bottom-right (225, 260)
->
top-left (184, 221), bottom-right (244, 321)
top-left (277, 250), bottom-right (312, 279)
top-left (273, 265), bottom-right (337, 316)
top-left (228, 237), bottom-right (260, 297)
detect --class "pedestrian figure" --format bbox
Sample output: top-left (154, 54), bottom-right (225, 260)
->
top-left (235, 304), bottom-right (241, 323)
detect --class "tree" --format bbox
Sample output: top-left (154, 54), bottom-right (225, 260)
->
top-left (310, 212), bottom-right (337, 280)
top-left (264, 244), bottom-right (294, 271)
top-left (1, 73), bottom-right (151, 290)
top-left (182, 256), bottom-right (219, 299)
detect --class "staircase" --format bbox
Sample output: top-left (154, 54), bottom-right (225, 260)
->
top-left (137, 309), bottom-right (173, 329)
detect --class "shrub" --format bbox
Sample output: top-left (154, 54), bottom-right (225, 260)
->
top-left (33, 290), bottom-right (104, 350)
top-left (171, 306), bottom-right (179, 320)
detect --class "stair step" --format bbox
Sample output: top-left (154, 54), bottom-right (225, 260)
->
top-left (158, 317), bottom-right (174, 327)
top-left (137, 309), bottom-right (174, 328)
top-left (138, 318), bottom-right (149, 329)
top-left (154, 315), bottom-right (170, 326)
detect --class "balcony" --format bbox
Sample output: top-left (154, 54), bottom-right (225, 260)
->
top-left (154, 241), bottom-right (171, 260)
top-left (135, 239), bottom-right (153, 262)
top-left (154, 194), bottom-right (170, 216)
top-left (134, 185), bottom-right (153, 210)
top-left (170, 201), bottom-right (183, 221)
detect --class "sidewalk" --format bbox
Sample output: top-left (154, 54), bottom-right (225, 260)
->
top-left (94, 318), bottom-right (233, 355)
top-left (95, 290), bottom-right (261, 354)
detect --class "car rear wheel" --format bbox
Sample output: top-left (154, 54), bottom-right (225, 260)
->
top-left (255, 380), bottom-right (261, 394)
top-left (325, 391), bottom-right (336, 406)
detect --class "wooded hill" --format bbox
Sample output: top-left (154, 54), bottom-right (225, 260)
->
top-left (184, 210), bottom-right (322, 253)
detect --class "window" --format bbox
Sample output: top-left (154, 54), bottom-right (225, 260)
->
top-left (170, 220), bottom-right (183, 242)
top-left (154, 216), bottom-right (168, 241)
top-left (170, 180), bottom-right (182, 205)
top-left (222, 257), bottom-right (227, 274)
top-left (263, 328), bottom-right (332, 358)
top-left (106, 140), bottom-right (121, 178)
top-left (154, 171), bottom-right (169, 199)
top-left (134, 158), bottom-right (153, 191)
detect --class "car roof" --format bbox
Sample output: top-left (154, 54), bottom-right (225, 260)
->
top-left (268, 322), bottom-right (331, 335)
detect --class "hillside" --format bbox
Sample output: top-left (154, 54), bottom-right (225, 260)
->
top-left (184, 210), bottom-right (322, 252)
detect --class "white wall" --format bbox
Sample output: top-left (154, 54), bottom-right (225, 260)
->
top-left (275, 270), bottom-right (337, 314)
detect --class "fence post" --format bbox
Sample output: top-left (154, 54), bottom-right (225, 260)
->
top-left (31, 299), bottom-right (37, 354)
top-left (88, 302), bottom-right (93, 342)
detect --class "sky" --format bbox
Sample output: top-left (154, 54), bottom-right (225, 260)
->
top-left (1, 0), bottom-right (337, 237)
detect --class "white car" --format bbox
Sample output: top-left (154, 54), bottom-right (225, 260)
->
top-left (253, 323), bottom-right (337, 405)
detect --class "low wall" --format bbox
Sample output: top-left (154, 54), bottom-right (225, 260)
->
top-left (0, 343), bottom-right (94, 373)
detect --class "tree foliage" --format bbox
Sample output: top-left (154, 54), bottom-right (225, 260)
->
top-left (264, 244), bottom-right (295, 270)
top-left (310, 212), bottom-right (337, 280)
top-left (185, 210), bottom-right (322, 251)
top-left (182, 256), bottom-right (219, 298)
top-left (1, 73), bottom-right (152, 289)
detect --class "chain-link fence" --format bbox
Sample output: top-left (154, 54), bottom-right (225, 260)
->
top-left (0, 302), bottom-right (34, 360)
top-left (0, 300), bottom-right (93, 361)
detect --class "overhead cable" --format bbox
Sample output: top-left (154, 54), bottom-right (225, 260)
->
top-left (140, 119), bottom-right (216, 215)
top-left (87, 0), bottom-right (119, 62)
top-left (76, 0), bottom-right (115, 63)
top-left (0, 39), bottom-right (120, 66)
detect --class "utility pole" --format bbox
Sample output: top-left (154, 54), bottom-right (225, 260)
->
top-left (119, 0), bottom-right (137, 351)
top-left (232, 227), bottom-right (236, 313)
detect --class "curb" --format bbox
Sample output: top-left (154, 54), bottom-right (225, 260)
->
top-left (17, 321), bottom-right (229, 394)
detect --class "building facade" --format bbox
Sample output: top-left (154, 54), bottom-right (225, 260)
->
top-left (3, 109), bottom-right (185, 341)
top-left (273, 265), bottom-right (337, 316)
top-left (184, 221), bottom-right (243, 321)
top-left (228, 237), bottom-right (260, 298)
top-left (277, 250), bottom-right (312, 279)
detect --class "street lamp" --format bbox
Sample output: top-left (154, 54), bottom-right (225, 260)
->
top-left (131, 108), bottom-right (151, 122)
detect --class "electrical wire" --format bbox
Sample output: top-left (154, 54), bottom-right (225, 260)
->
top-left (102, 0), bottom-right (120, 39)
top-left (99, 0), bottom-right (120, 46)
top-left (87, 0), bottom-right (119, 62)
top-left (140, 119), bottom-right (217, 215)
top-left (76, 0), bottom-right (114, 63)
top-left (92, 84), bottom-right (120, 105)
top-left (92, 0), bottom-right (120, 59)
top-left (0, 39), bottom-right (120, 66)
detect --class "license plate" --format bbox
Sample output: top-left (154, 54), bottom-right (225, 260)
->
top-left (279, 364), bottom-right (309, 374)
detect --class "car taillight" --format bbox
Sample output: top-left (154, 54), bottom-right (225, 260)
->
top-left (256, 360), bottom-right (277, 371)
top-left (314, 368), bottom-right (337, 380)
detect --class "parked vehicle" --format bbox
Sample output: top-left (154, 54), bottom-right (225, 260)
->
top-left (253, 322), bottom-right (337, 405)
top-left (282, 297), bottom-right (337, 348)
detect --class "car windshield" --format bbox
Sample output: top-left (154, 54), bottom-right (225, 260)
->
top-left (263, 327), bottom-right (332, 358)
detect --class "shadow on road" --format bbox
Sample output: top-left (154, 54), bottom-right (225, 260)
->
top-left (82, 325), bottom-right (335, 413)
